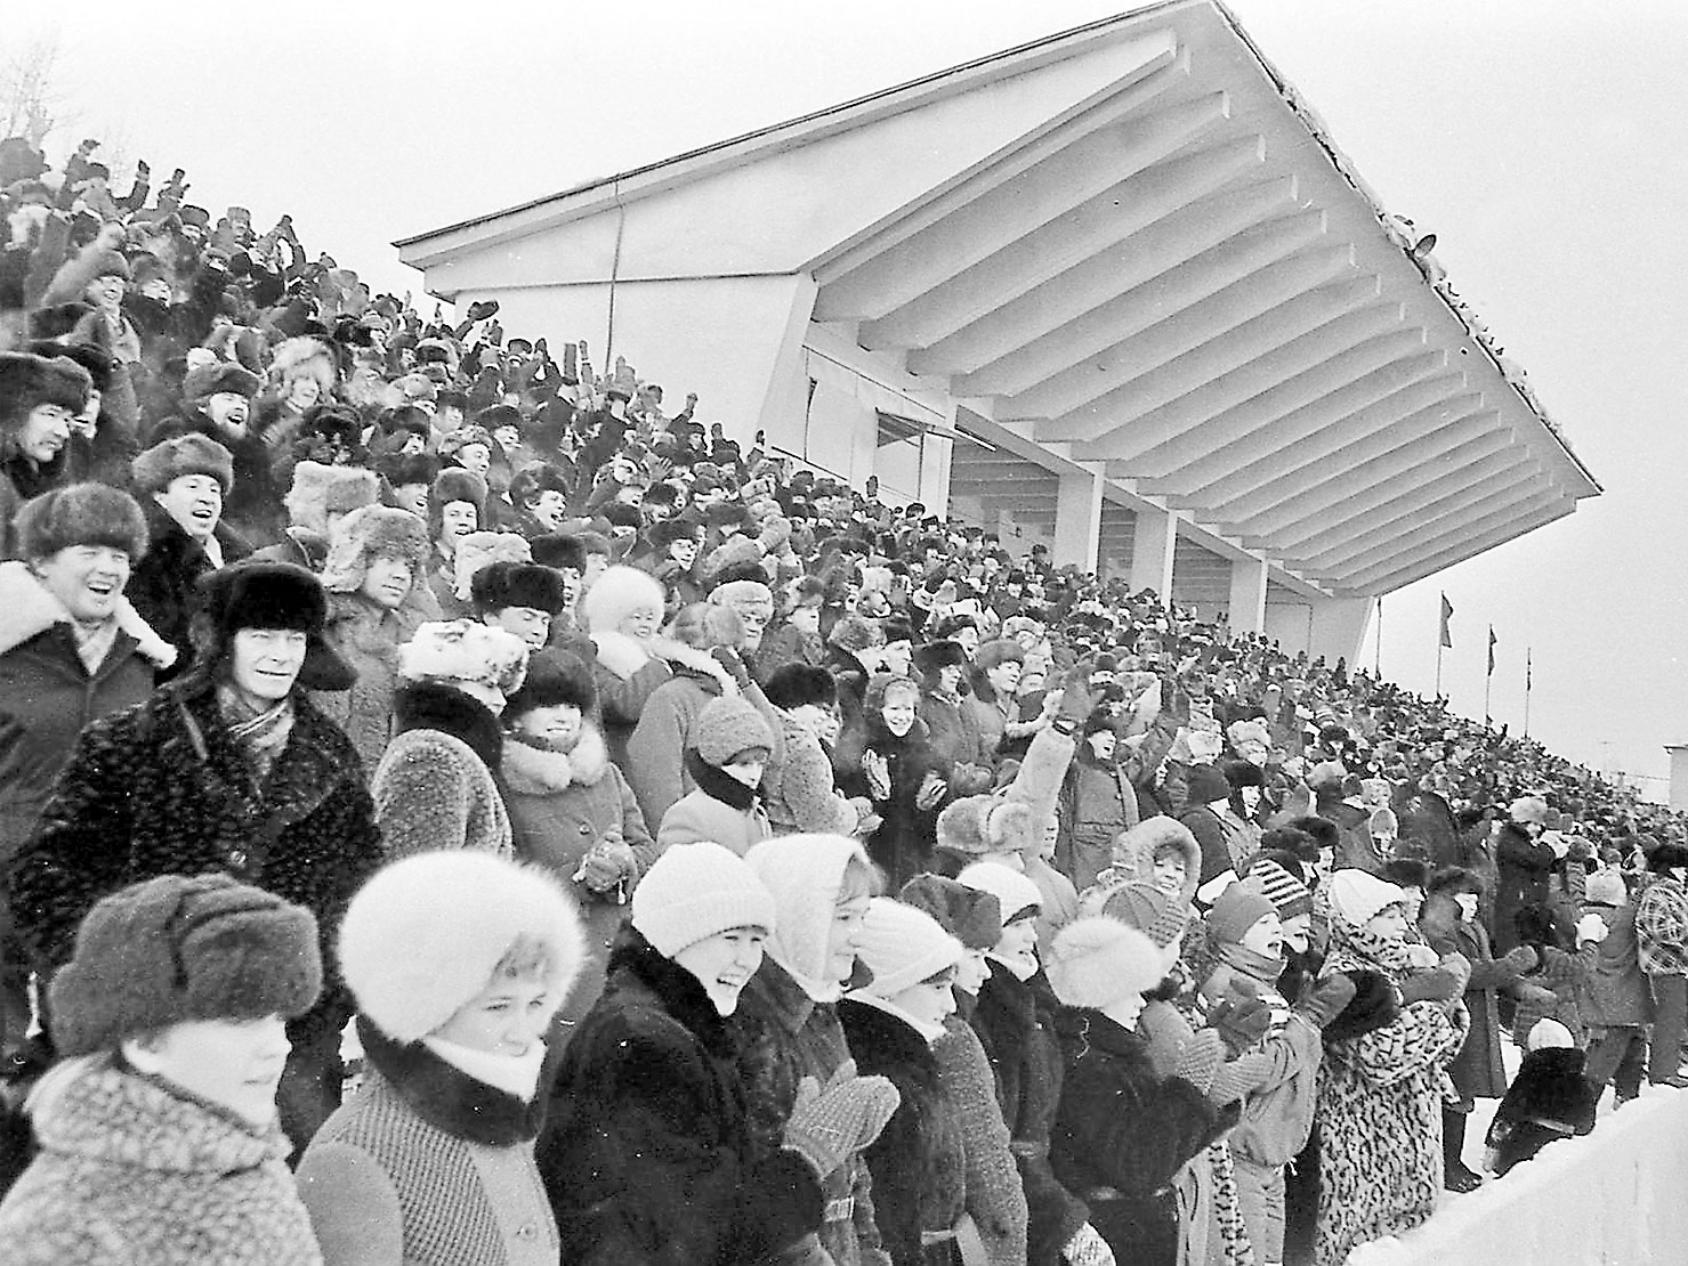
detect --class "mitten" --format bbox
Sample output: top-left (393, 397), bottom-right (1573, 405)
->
top-left (1321, 970), bottom-right (1401, 1043)
top-left (1397, 967), bottom-right (1460, 1007)
top-left (1209, 995), bottom-right (1272, 1055)
top-left (1173, 1028), bottom-right (1224, 1095)
top-left (783, 1062), bottom-right (900, 1179)
top-left (1576, 913), bottom-right (1610, 945)
top-left (1062, 1223), bottom-right (1115, 1266)
top-left (1438, 951), bottom-right (1472, 997)
top-left (1295, 972), bottom-right (1358, 1030)
top-left (1499, 945), bottom-right (1539, 974)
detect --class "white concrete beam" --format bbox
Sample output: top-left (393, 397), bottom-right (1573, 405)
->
top-left (1228, 555), bottom-right (1270, 634)
top-left (1053, 464), bottom-right (1107, 571)
top-left (1303, 479), bottom-right (1557, 580)
top-left (1337, 492), bottom-right (1568, 591)
top-left (1129, 505), bottom-right (1178, 597)
top-left (941, 207), bottom-right (1328, 392)
top-left (997, 249), bottom-right (1361, 419)
top-left (1357, 504), bottom-right (1574, 596)
top-left (817, 94), bottom-right (1232, 323)
top-left (1131, 353), bottom-right (1450, 496)
top-left (858, 134), bottom-right (1267, 351)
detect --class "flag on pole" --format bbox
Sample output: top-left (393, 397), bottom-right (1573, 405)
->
top-left (1487, 626), bottom-right (1497, 677)
top-left (1439, 594), bottom-right (1454, 648)
top-left (1526, 648), bottom-right (1532, 690)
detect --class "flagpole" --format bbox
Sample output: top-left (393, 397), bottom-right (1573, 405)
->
top-left (1524, 647), bottom-right (1532, 738)
top-left (1484, 623), bottom-right (1494, 726)
top-left (1435, 638), bottom-right (1443, 700)
top-left (1374, 596), bottom-right (1382, 676)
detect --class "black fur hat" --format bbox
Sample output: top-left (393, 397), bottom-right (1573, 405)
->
top-left (914, 639), bottom-right (969, 675)
top-left (28, 339), bottom-right (114, 393)
top-left (764, 663), bottom-right (838, 711)
top-left (470, 560), bottom-right (569, 617)
top-left (191, 560), bottom-right (353, 690)
top-left (504, 653), bottom-right (597, 719)
top-left (0, 350), bottom-right (91, 429)
top-left (529, 532), bottom-right (587, 573)
top-left (378, 451), bottom-right (440, 490)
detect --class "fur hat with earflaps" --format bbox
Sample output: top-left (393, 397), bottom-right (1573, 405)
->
top-left (50, 874), bottom-right (322, 1057)
top-left (191, 560), bottom-right (355, 691)
top-left (899, 874), bottom-right (1003, 952)
top-left (937, 795), bottom-right (1035, 861)
top-left (0, 351), bottom-right (92, 430)
top-left (284, 461), bottom-right (379, 536)
top-left (399, 619), bottom-right (529, 696)
top-left (181, 361), bottom-right (261, 401)
top-left (131, 432), bottom-right (234, 496)
top-left (339, 851), bottom-right (585, 1044)
top-left (914, 639), bottom-right (968, 676)
top-left (504, 654), bottom-right (597, 720)
top-left (427, 468), bottom-right (488, 532)
top-left (14, 482), bottom-right (147, 561)
top-left (320, 505), bottom-right (430, 594)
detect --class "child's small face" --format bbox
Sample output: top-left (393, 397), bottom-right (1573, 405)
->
top-left (1282, 912), bottom-right (1312, 953)
top-left (721, 753), bottom-right (767, 789)
top-left (1152, 851), bottom-right (1187, 897)
top-left (1086, 731), bottom-right (1117, 762)
top-left (1240, 911), bottom-right (1285, 959)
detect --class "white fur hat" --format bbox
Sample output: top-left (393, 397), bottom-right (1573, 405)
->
top-left (1045, 916), bottom-right (1163, 1009)
top-left (957, 861), bottom-right (1042, 924)
top-left (339, 852), bottom-right (586, 1043)
top-left (582, 564), bottom-right (664, 635)
top-left (852, 898), bottom-right (963, 1000)
top-left (399, 619), bottom-right (529, 695)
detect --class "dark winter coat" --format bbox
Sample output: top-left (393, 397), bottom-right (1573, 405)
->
top-left (838, 998), bottom-right (968, 1266)
top-left (1494, 822), bottom-right (1559, 954)
top-left (835, 716), bottom-right (950, 891)
top-left (1483, 1046), bottom-right (1597, 1176)
top-left (1057, 750), bottom-right (1139, 895)
top-left (735, 959), bottom-right (892, 1266)
top-left (1578, 900), bottom-right (1650, 1028)
top-left (970, 963), bottom-right (1088, 1266)
top-left (371, 682), bottom-right (511, 858)
top-left (1419, 891), bottom-right (1527, 1101)
top-left (124, 504), bottom-right (253, 676)
top-left (1048, 1007), bottom-right (1230, 1266)
top-left (539, 930), bottom-right (823, 1265)
top-left (501, 721), bottom-right (654, 1031)
top-left (7, 669), bottom-right (382, 1050)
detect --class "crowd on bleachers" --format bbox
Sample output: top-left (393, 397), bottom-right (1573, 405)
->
top-left (1, 134), bottom-right (1684, 1266)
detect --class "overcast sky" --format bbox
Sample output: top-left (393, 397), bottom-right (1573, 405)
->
top-left (17, 0), bottom-right (1688, 793)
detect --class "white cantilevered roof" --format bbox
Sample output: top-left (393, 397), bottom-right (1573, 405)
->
top-left (398, 0), bottom-right (1598, 596)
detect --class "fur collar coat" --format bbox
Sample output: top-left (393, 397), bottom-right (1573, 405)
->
top-left (372, 682), bottom-right (511, 859)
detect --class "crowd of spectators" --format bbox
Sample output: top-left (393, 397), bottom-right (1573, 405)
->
top-left (1, 134), bottom-right (1685, 1266)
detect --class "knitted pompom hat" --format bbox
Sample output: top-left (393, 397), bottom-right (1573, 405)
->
top-left (851, 897), bottom-right (963, 999)
top-left (1045, 916), bottom-right (1163, 1010)
top-left (1243, 858), bottom-right (1313, 921)
top-left (1101, 880), bottom-right (1189, 949)
top-left (898, 874), bottom-right (1003, 952)
top-left (957, 861), bottom-right (1042, 925)
top-left (1206, 883), bottom-right (1277, 947)
top-left (50, 874), bottom-right (321, 1057)
top-left (631, 841), bottom-right (777, 958)
top-left (695, 695), bottom-right (775, 768)
top-left (339, 851), bottom-right (585, 1044)
top-left (398, 619), bottom-right (529, 695)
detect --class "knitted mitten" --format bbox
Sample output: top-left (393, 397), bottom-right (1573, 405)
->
top-left (783, 1061), bottom-right (900, 1179)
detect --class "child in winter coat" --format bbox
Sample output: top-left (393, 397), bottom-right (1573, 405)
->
top-left (656, 694), bottom-right (776, 854)
top-left (0, 875), bottom-right (323, 1264)
top-left (1577, 868), bottom-right (1650, 1105)
top-left (840, 898), bottom-right (978, 1266)
top-left (1482, 1019), bottom-right (1598, 1178)
top-left (900, 875), bottom-right (1031, 1266)
top-left (542, 841), bottom-right (898, 1264)
top-left (1046, 915), bottom-right (1232, 1266)
top-left (296, 852), bottom-right (586, 1265)
top-left (500, 656), bottom-right (655, 1032)
top-left (738, 834), bottom-right (893, 1266)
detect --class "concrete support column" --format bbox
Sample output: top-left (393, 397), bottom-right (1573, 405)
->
top-left (1129, 504), bottom-right (1177, 598)
top-left (1227, 555), bottom-right (1269, 634)
top-left (1052, 463), bottom-right (1105, 572)
top-left (1666, 746), bottom-right (1688, 813)
top-left (1307, 595), bottom-right (1374, 669)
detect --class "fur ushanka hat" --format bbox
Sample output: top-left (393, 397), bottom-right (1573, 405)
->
top-left (319, 505), bottom-right (430, 594)
top-left (131, 432), bottom-right (234, 496)
top-left (13, 481), bottom-right (148, 561)
top-left (398, 619), bottom-right (529, 696)
top-left (470, 560), bottom-right (569, 617)
top-left (339, 851), bottom-right (585, 1044)
top-left (50, 874), bottom-right (322, 1057)
top-left (284, 461), bottom-right (379, 536)
top-left (0, 351), bottom-right (91, 430)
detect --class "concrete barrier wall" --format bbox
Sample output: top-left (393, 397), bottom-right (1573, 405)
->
top-left (1347, 1085), bottom-right (1688, 1265)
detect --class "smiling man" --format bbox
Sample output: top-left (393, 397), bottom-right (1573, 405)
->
top-left (0, 351), bottom-right (93, 559)
top-left (125, 432), bottom-right (251, 673)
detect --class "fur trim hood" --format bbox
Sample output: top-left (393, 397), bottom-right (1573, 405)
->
top-left (500, 721), bottom-right (611, 796)
top-left (1111, 816), bottom-right (1201, 909)
top-left (0, 560), bottom-right (176, 668)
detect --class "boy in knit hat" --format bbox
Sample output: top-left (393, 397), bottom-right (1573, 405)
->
top-left (656, 694), bottom-right (775, 854)
top-left (0, 875), bottom-right (323, 1263)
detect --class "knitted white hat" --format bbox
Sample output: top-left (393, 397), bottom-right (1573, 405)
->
top-left (853, 898), bottom-right (963, 999)
top-left (1526, 1018), bottom-right (1574, 1052)
top-left (399, 619), bottom-right (529, 694)
top-left (339, 852), bottom-right (585, 1044)
top-left (957, 861), bottom-right (1042, 924)
top-left (1326, 870), bottom-right (1406, 931)
top-left (1045, 916), bottom-right (1163, 1009)
top-left (631, 841), bottom-right (777, 957)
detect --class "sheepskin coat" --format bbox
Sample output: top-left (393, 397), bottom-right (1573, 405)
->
top-left (8, 669), bottom-right (381, 1052)
top-left (764, 709), bottom-right (858, 836)
top-left (502, 721), bottom-right (654, 1030)
top-left (372, 682), bottom-right (511, 859)
top-left (539, 930), bottom-right (824, 1265)
top-left (838, 998), bottom-right (969, 1266)
top-left (296, 1021), bottom-right (556, 1266)
top-left (656, 753), bottom-right (774, 856)
top-left (0, 562), bottom-right (172, 862)
top-left (0, 1059), bottom-right (319, 1265)
top-left (124, 505), bottom-right (252, 676)
top-left (311, 589), bottom-right (437, 776)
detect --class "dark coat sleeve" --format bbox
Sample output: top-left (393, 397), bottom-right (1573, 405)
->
top-left (861, 1090), bottom-right (927, 1266)
top-left (1057, 1056), bottom-right (1230, 1199)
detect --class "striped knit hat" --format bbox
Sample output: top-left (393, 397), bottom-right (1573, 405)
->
top-left (1100, 880), bottom-right (1189, 949)
top-left (1244, 858), bottom-right (1313, 921)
